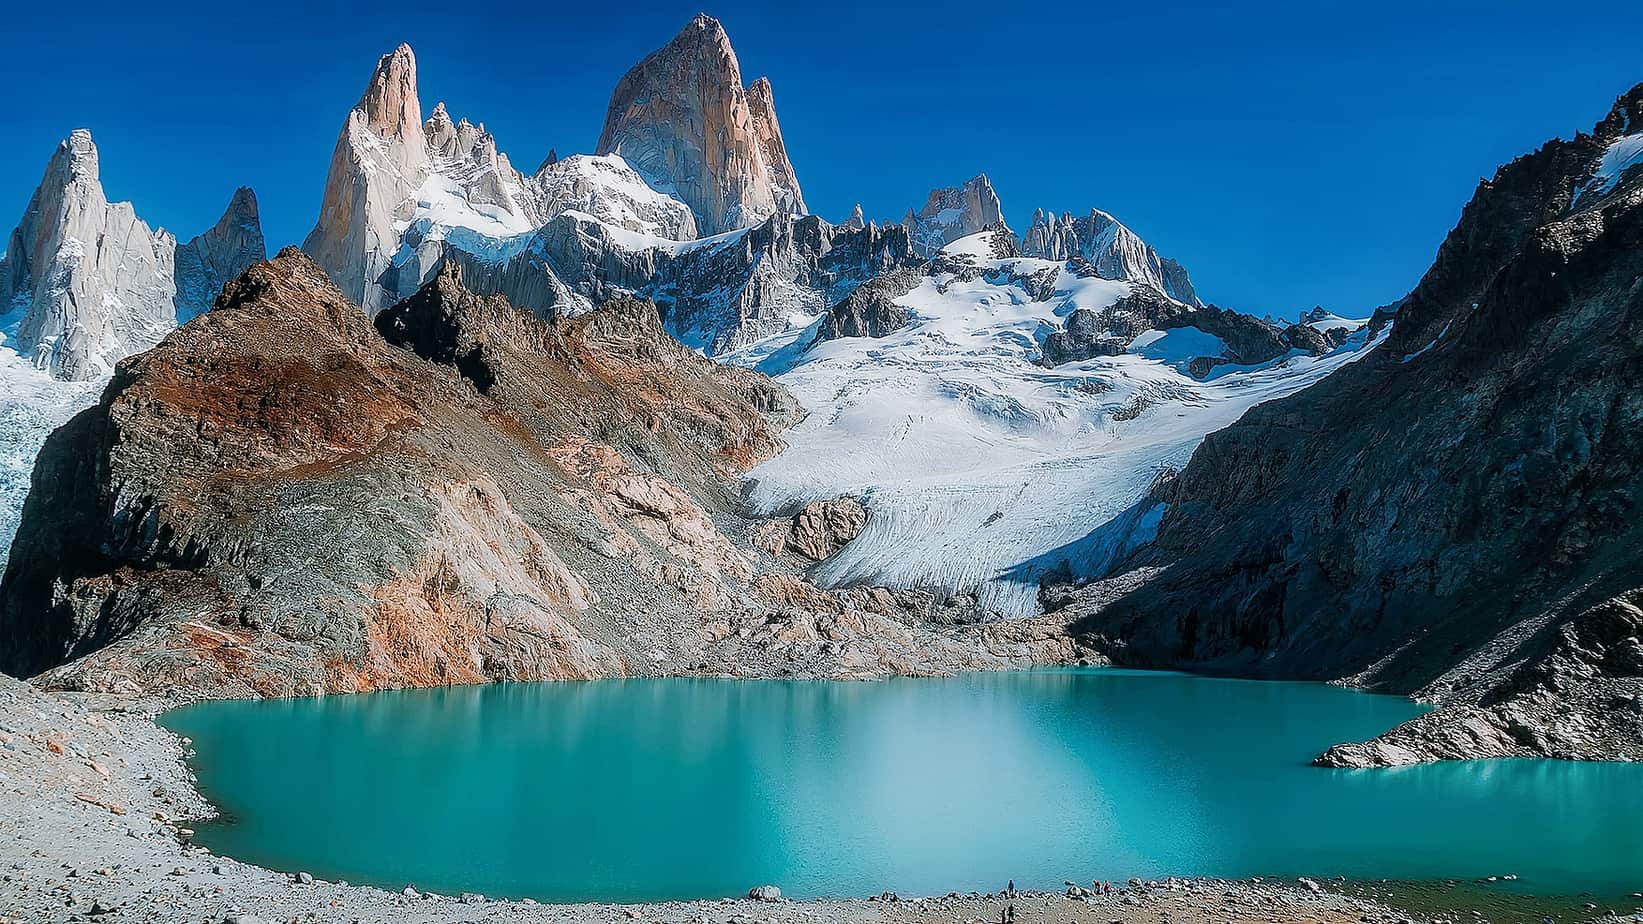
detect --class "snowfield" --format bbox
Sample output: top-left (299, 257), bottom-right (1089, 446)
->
top-left (0, 306), bottom-right (105, 569)
top-left (732, 233), bottom-right (1382, 616)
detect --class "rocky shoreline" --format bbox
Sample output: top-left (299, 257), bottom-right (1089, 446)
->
top-left (6, 669), bottom-right (1608, 924)
top-left (7, 669), bottom-right (1643, 924)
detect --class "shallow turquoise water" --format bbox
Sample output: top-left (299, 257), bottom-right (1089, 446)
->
top-left (159, 670), bottom-right (1643, 902)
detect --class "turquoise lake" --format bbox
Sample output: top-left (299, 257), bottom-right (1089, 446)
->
top-left (159, 669), bottom-right (1643, 902)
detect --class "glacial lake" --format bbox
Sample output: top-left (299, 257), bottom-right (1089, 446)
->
top-left (159, 669), bottom-right (1643, 902)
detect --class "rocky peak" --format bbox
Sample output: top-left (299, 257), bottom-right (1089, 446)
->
top-left (1021, 206), bottom-right (1201, 306)
top-left (424, 101), bottom-right (456, 152)
top-left (360, 43), bottom-right (423, 147)
top-left (596, 13), bottom-right (806, 235)
top-left (839, 203), bottom-right (866, 231)
top-left (1600, 81), bottom-right (1643, 136)
top-left (901, 174), bottom-right (1007, 256)
top-left (174, 186), bottom-right (267, 323)
top-left (302, 42), bottom-right (435, 313)
top-left (0, 129), bottom-right (178, 381)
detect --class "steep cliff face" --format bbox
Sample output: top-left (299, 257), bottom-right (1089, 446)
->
top-left (0, 252), bottom-right (1065, 698)
top-left (1061, 84), bottom-right (1643, 764)
top-left (301, 44), bottom-right (431, 314)
top-left (597, 14), bottom-right (806, 236)
top-left (658, 212), bottom-right (916, 353)
top-left (174, 187), bottom-right (266, 323)
top-left (0, 131), bottom-right (177, 381)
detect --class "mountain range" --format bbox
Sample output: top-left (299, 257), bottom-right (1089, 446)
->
top-left (0, 14), bottom-right (1639, 765)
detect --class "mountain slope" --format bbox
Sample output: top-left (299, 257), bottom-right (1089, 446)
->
top-left (0, 251), bottom-right (1070, 697)
top-left (1059, 83), bottom-right (1643, 764)
top-left (733, 229), bottom-right (1377, 616)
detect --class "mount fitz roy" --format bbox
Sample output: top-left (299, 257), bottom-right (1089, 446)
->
top-left (0, 13), bottom-right (1640, 770)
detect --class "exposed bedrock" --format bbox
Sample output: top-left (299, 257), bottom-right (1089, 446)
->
top-left (1055, 82), bottom-right (1643, 765)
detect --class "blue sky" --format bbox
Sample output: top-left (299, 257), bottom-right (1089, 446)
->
top-left (1, 0), bottom-right (1638, 317)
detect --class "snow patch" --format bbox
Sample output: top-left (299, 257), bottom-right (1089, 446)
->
top-left (0, 303), bottom-right (104, 568)
top-left (1575, 132), bottom-right (1643, 205)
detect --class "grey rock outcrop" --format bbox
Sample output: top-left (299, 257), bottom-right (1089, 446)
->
top-left (786, 498), bottom-right (868, 561)
top-left (1315, 589), bottom-right (1643, 766)
top-left (1038, 284), bottom-right (1312, 374)
top-left (174, 187), bottom-right (267, 323)
top-left (1060, 82), bottom-right (1643, 764)
top-left (596, 14), bottom-right (806, 236)
top-left (0, 131), bottom-right (177, 381)
top-left (901, 174), bottom-right (1007, 256)
top-left (811, 267), bottom-right (922, 344)
top-left (1023, 208), bottom-right (1201, 306)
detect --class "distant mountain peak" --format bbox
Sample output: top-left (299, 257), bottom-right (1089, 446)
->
top-left (901, 174), bottom-right (1007, 256)
top-left (0, 132), bottom-right (264, 379)
top-left (1022, 205), bottom-right (1200, 306)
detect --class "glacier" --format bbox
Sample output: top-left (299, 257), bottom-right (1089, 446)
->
top-left (731, 232), bottom-right (1381, 616)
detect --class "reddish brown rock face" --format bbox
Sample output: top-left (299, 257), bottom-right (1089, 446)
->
top-left (0, 253), bottom-right (1071, 699)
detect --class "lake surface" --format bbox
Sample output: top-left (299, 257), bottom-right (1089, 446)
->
top-left (160, 670), bottom-right (1643, 902)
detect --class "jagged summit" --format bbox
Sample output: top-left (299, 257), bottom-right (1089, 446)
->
top-left (175, 186), bottom-right (267, 323)
top-left (900, 174), bottom-right (1006, 256)
top-left (0, 132), bottom-right (266, 382)
top-left (0, 130), bottom-right (177, 381)
top-left (302, 42), bottom-right (432, 312)
top-left (1023, 207), bottom-right (1200, 306)
top-left (360, 43), bottom-right (423, 147)
top-left (596, 13), bottom-right (806, 235)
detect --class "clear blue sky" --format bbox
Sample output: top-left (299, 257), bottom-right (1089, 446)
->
top-left (2, 0), bottom-right (1639, 317)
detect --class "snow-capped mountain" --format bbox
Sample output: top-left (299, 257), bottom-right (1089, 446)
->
top-left (900, 174), bottom-right (1009, 256)
top-left (0, 14), bottom-right (1378, 618)
top-left (727, 228), bottom-right (1376, 614)
top-left (0, 131), bottom-right (266, 381)
top-left (1023, 208), bottom-right (1200, 306)
top-left (1, 130), bottom-right (178, 382)
top-left (0, 131), bottom-right (266, 567)
top-left (298, 24), bottom-right (902, 353)
top-left (284, 18), bottom-right (1376, 617)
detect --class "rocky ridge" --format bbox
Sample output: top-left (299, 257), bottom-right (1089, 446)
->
top-left (0, 251), bottom-right (1074, 699)
top-left (1057, 83), bottom-right (1643, 765)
